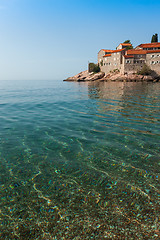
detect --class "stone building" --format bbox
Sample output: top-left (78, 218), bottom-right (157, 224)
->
top-left (98, 42), bottom-right (160, 75)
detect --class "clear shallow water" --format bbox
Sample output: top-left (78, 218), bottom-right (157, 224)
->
top-left (0, 80), bottom-right (159, 239)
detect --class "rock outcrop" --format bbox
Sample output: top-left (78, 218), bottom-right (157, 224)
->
top-left (64, 71), bottom-right (105, 82)
top-left (101, 71), bottom-right (159, 82)
top-left (64, 70), bottom-right (160, 82)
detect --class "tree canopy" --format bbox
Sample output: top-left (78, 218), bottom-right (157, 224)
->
top-left (123, 40), bottom-right (133, 49)
top-left (151, 33), bottom-right (158, 43)
top-left (88, 63), bottom-right (100, 73)
top-left (123, 40), bottom-right (132, 44)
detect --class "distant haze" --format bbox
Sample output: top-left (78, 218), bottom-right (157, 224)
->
top-left (0, 0), bottom-right (160, 80)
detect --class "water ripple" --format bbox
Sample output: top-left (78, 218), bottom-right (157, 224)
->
top-left (0, 80), bottom-right (159, 239)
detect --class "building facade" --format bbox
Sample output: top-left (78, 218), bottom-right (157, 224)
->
top-left (98, 42), bottom-right (160, 75)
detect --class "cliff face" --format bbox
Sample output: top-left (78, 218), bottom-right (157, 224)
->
top-left (64, 70), bottom-right (160, 82)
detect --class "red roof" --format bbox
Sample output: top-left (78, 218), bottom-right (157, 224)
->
top-left (101, 49), bottom-right (114, 52)
top-left (112, 49), bottom-right (125, 53)
top-left (104, 50), bottom-right (114, 53)
top-left (146, 50), bottom-right (160, 53)
top-left (124, 55), bottom-right (134, 58)
top-left (125, 49), bottom-right (160, 56)
top-left (103, 48), bottom-right (124, 57)
top-left (137, 42), bottom-right (160, 48)
top-left (126, 49), bottom-right (147, 55)
top-left (103, 54), bottom-right (112, 57)
top-left (120, 43), bottom-right (132, 46)
top-left (98, 49), bottom-right (112, 54)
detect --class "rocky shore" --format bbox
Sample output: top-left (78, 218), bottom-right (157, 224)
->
top-left (64, 70), bottom-right (160, 82)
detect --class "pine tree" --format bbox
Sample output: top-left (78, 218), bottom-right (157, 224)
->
top-left (151, 33), bottom-right (158, 43)
top-left (155, 33), bottom-right (158, 42)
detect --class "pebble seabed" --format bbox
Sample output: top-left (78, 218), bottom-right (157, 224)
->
top-left (0, 154), bottom-right (159, 240)
top-left (0, 81), bottom-right (160, 239)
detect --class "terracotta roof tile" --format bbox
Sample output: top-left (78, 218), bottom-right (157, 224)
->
top-left (126, 49), bottom-right (147, 55)
top-left (137, 42), bottom-right (160, 48)
top-left (120, 43), bottom-right (132, 46)
top-left (125, 49), bottom-right (160, 57)
top-left (101, 49), bottom-right (114, 52)
top-left (146, 50), bottom-right (160, 53)
top-left (103, 54), bottom-right (112, 57)
top-left (112, 49), bottom-right (125, 53)
top-left (124, 55), bottom-right (134, 58)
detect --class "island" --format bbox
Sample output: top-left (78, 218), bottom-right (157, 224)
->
top-left (64, 41), bottom-right (160, 82)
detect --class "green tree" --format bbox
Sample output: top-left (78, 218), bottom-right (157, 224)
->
top-left (88, 63), bottom-right (100, 73)
top-left (151, 33), bottom-right (158, 43)
top-left (123, 40), bottom-right (131, 44)
top-left (123, 40), bottom-right (133, 49)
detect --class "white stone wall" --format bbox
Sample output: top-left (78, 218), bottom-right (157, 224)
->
top-left (146, 53), bottom-right (160, 74)
top-left (123, 55), bottom-right (146, 74)
top-left (98, 50), bottom-right (106, 67)
top-left (100, 52), bottom-right (124, 75)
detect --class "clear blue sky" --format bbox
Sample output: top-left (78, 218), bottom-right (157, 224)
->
top-left (0, 0), bottom-right (160, 80)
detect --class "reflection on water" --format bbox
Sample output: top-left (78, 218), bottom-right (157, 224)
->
top-left (0, 80), bottom-right (159, 239)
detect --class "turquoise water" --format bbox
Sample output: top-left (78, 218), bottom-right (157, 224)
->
top-left (0, 80), bottom-right (159, 239)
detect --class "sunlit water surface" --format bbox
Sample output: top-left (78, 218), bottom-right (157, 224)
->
top-left (0, 80), bottom-right (159, 239)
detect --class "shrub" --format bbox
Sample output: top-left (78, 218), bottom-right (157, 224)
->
top-left (137, 64), bottom-right (152, 76)
top-left (88, 63), bottom-right (100, 73)
top-left (113, 69), bottom-right (120, 73)
top-left (110, 69), bottom-right (120, 74)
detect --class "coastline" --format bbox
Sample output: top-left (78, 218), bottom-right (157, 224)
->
top-left (64, 70), bottom-right (160, 83)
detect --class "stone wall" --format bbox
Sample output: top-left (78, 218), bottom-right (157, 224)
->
top-left (100, 52), bottom-right (124, 75)
top-left (123, 55), bottom-right (146, 74)
top-left (146, 53), bottom-right (160, 74)
top-left (98, 50), bottom-right (106, 67)
top-left (98, 47), bottom-right (160, 76)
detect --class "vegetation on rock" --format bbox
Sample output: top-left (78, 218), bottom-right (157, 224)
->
top-left (110, 69), bottom-right (120, 74)
top-left (88, 63), bottom-right (100, 73)
top-left (137, 64), bottom-right (152, 76)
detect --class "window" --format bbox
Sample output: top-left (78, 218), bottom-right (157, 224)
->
top-left (151, 55), bottom-right (155, 58)
top-left (126, 60), bottom-right (131, 64)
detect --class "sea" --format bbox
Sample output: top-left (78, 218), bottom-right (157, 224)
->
top-left (0, 80), bottom-right (159, 239)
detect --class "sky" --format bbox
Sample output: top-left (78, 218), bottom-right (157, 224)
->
top-left (0, 0), bottom-right (160, 80)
